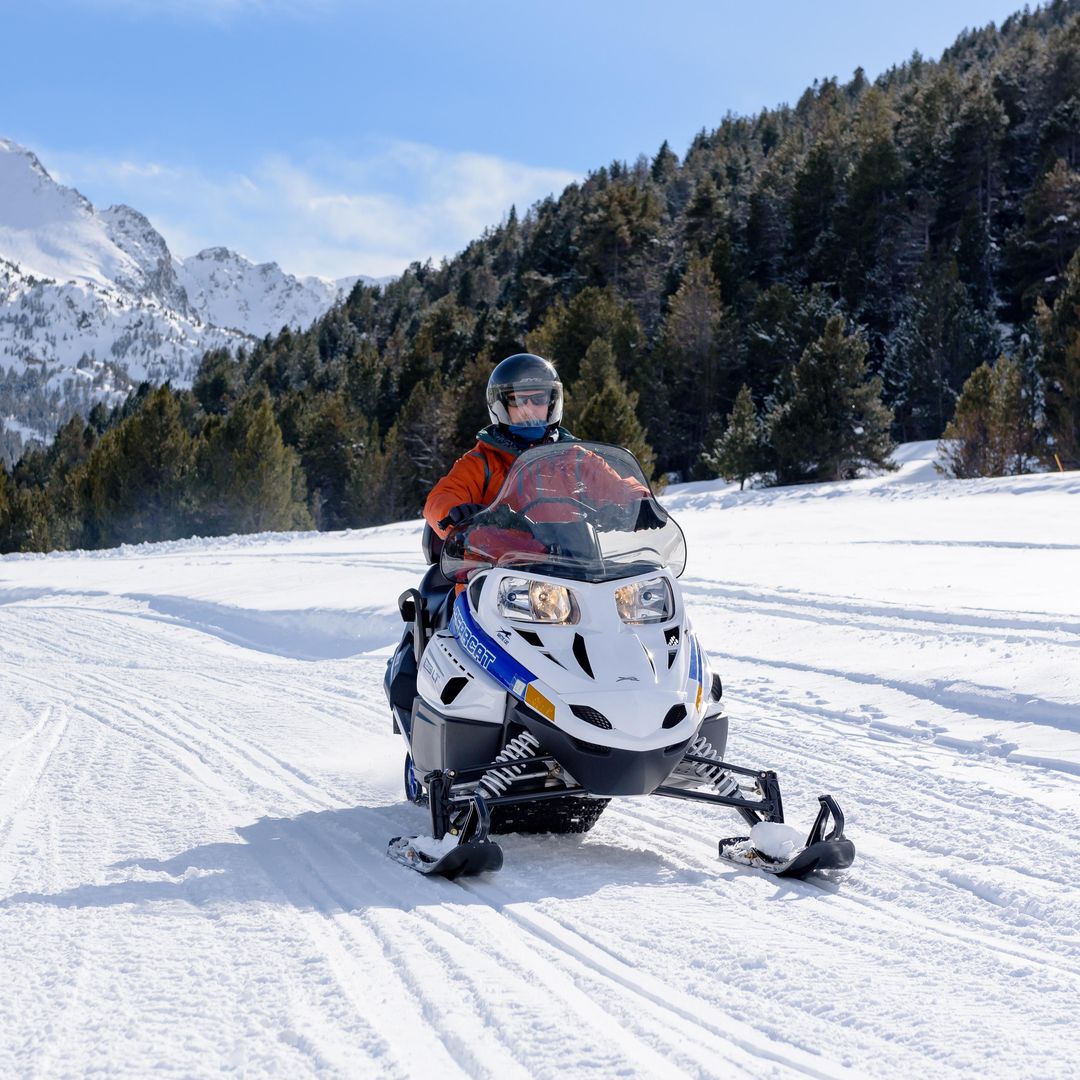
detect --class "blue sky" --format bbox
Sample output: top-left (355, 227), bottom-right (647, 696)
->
top-left (2, 0), bottom-right (1028, 278)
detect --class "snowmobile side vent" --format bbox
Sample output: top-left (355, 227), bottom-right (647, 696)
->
top-left (515, 629), bottom-right (544, 647)
top-left (541, 652), bottom-right (566, 669)
top-left (662, 704), bottom-right (687, 729)
top-left (573, 633), bottom-right (594, 678)
top-left (440, 676), bottom-right (469, 705)
top-left (665, 625), bottom-right (680, 668)
top-left (710, 673), bottom-right (723, 701)
top-left (570, 704), bottom-right (613, 730)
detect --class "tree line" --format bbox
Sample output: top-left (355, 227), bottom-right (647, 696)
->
top-left (3, 0), bottom-right (1080, 553)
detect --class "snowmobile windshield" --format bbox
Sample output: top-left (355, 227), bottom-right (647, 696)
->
top-left (440, 442), bottom-right (687, 584)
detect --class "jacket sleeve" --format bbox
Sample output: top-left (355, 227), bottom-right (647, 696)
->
top-left (580, 451), bottom-right (650, 506)
top-left (424, 451), bottom-right (491, 538)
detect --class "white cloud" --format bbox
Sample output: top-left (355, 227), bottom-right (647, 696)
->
top-left (41, 141), bottom-right (580, 280)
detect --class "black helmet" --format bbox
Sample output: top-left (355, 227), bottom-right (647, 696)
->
top-left (486, 353), bottom-right (564, 434)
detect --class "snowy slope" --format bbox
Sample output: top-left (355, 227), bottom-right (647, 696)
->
top-left (1, 446), bottom-right (1079, 1078)
top-left (174, 247), bottom-right (361, 337)
top-left (0, 137), bottom-right (368, 443)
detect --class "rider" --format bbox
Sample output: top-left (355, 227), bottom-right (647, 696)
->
top-left (424, 353), bottom-right (653, 538)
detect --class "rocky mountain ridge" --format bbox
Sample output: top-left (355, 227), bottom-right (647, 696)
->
top-left (0, 137), bottom-right (372, 458)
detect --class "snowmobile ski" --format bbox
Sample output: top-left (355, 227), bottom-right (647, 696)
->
top-left (389, 773), bottom-right (504, 878)
top-left (387, 834), bottom-right (503, 878)
top-left (717, 795), bottom-right (855, 879)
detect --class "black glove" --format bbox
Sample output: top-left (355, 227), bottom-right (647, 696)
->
top-left (440, 502), bottom-right (485, 529)
top-left (633, 499), bottom-right (666, 530)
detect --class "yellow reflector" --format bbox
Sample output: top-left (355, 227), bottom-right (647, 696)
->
top-left (695, 684), bottom-right (703, 711)
top-left (525, 684), bottom-right (556, 722)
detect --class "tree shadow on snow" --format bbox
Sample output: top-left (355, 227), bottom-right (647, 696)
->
top-left (0, 802), bottom-right (722, 914)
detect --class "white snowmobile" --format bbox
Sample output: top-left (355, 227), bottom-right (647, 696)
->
top-left (384, 441), bottom-right (855, 880)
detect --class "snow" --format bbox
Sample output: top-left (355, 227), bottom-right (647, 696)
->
top-left (748, 822), bottom-right (806, 860)
top-left (2, 443), bottom-right (1079, 1077)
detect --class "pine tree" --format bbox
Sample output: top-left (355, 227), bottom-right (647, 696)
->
top-left (650, 140), bottom-right (679, 185)
top-left (767, 316), bottom-right (896, 484)
top-left (376, 422), bottom-right (421, 523)
top-left (1005, 158), bottom-right (1080, 315)
top-left (883, 258), bottom-right (1001, 440)
top-left (1035, 244), bottom-right (1080, 468)
top-left (790, 143), bottom-right (839, 269)
top-left (0, 466), bottom-right (10, 538)
top-left (76, 385), bottom-right (196, 547)
top-left (295, 392), bottom-right (365, 530)
top-left (654, 256), bottom-right (738, 475)
top-left (230, 397), bottom-right (313, 533)
top-left (567, 339), bottom-right (655, 478)
top-left (700, 384), bottom-right (762, 490)
top-left (399, 375), bottom-right (462, 501)
top-left (682, 176), bottom-right (725, 258)
top-left (194, 349), bottom-right (245, 415)
top-left (525, 287), bottom-right (643, 386)
top-left (0, 484), bottom-right (52, 554)
top-left (938, 356), bottom-right (1039, 477)
top-left (343, 415), bottom-right (388, 527)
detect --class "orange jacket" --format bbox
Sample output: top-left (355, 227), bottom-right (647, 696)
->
top-left (424, 430), bottom-right (646, 539)
top-left (425, 441), bottom-right (516, 538)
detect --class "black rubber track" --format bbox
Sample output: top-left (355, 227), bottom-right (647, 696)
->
top-left (489, 795), bottom-right (610, 835)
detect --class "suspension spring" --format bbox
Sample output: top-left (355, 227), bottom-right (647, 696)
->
top-left (682, 734), bottom-right (740, 797)
top-left (477, 731), bottom-right (543, 798)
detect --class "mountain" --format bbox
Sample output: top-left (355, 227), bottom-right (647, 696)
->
top-left (0, 137), bottom-right (371, 454)
top-left (174, 246), bottom-right (365, 338)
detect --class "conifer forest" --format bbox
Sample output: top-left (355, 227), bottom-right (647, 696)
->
top-left (3, 2), bottom-right (1080, 553)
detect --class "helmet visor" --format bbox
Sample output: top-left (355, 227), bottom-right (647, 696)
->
top-left (489, 380), bottom-right (563, 427)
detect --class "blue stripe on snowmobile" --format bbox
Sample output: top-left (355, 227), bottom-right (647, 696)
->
top-left (450, 592), bottom-right (538, 700)
top-left (687, 633), bottom-right (702, 693)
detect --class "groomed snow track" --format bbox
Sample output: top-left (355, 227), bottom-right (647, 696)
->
top-left (2, 460), bottom-right (1079, 1077)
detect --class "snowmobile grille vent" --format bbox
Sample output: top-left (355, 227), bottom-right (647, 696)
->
top-left (662, 704), bottom-right (687, 729)
top-left (570, 704), bottom-right (612, 729)
top-left (570, 736), bottom-right (611, 755)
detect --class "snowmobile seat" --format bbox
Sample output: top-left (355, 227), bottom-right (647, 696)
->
top-left (418, 523), bottom-right (454, 631)
top-left (385, 525), bottom-right (453, 723)
top-left (421, 522), bottom-right (444, 565)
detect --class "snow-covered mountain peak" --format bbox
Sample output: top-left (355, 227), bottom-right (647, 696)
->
top-left (1, 134), bottom-right (381, 452)
top-left (0, 138), bottom-right (125, 286)
top-left (101, 202), bottom-right (192, 314)
top-left (0, 137), bottom-right (60, 191)
top-left (174, 246), bottom-right (353, 336)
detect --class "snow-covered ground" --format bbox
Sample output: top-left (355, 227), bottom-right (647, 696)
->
top-left (2, 444), bottom-right (1079, 1077)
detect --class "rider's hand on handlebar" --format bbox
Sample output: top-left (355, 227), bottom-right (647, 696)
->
top-left (439, 502), bottom-right (485, 529)
top-left (633, 499), bottom-right (666, 530)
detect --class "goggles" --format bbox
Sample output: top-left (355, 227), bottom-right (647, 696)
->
top-left (505, 390), bottom-right (553, 407)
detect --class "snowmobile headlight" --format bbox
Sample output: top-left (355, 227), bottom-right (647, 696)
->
top-left (615, 577), bottom-right (674, 624)
top-left (497, 577), bottom-right (579, 624)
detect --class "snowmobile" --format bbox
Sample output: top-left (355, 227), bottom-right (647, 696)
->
top-left (383, 441), bottom-right (855, 880)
